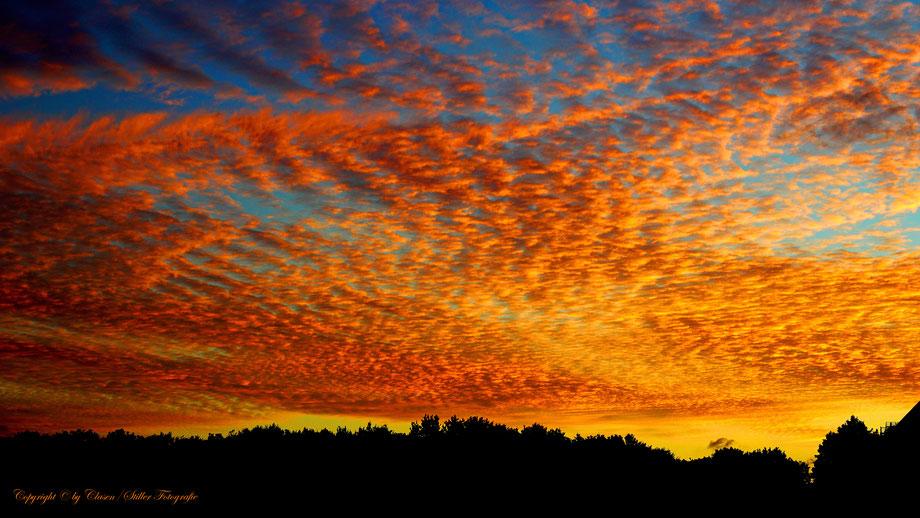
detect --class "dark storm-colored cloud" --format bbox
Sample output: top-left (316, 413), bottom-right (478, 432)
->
top-left (98, 12), bottom-right (216, 89)
top-left (708, 437), bottom-right (735, 450)
top-left (141, 1), bottom-right (313, 97)
top-left (0, 0), bottom-right (136, 95)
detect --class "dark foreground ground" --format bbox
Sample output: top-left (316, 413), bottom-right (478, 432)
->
top-left (2, 416), bottom-right (917, 512)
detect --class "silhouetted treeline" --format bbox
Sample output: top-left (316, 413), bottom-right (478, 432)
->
top-left (6, 411), bottom-right (912, 511)
top-left (3, 414), bottom-right (818, 511)
top-left (812, 414), bottom-right (920, 496)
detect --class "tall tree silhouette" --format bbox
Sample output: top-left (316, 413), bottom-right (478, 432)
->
top-left (409, 414), bottom-right (441, 440)
top-left (812, 415), bottom-right (881, 492)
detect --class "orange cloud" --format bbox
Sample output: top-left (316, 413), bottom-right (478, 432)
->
top-left (4, 0), bottom-right (920, 460)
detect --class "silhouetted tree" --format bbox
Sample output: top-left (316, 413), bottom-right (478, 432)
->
top-left (52, 429), bottom-right (100, 442)
top-left (521, 423), bottom-right (567, 443)
top-left (691, 446), bottom-right (809, 492)
top-left (409, 414), bottom-right (441, 440)
top-left (105, 428), bottom-right (138, 442)
top-left (441, 415), bottom-right (518, 442)
top-left (356, 422), bottom-right (396, 440)
top-left (813, 415), bottom-right (881, 492)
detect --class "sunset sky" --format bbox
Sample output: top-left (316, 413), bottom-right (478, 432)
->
top-left (3, 0), bottom-right (920, 461)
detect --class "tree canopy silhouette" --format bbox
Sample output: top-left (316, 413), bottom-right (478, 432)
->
top-left (812, 415), bottom-right (881, 491)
